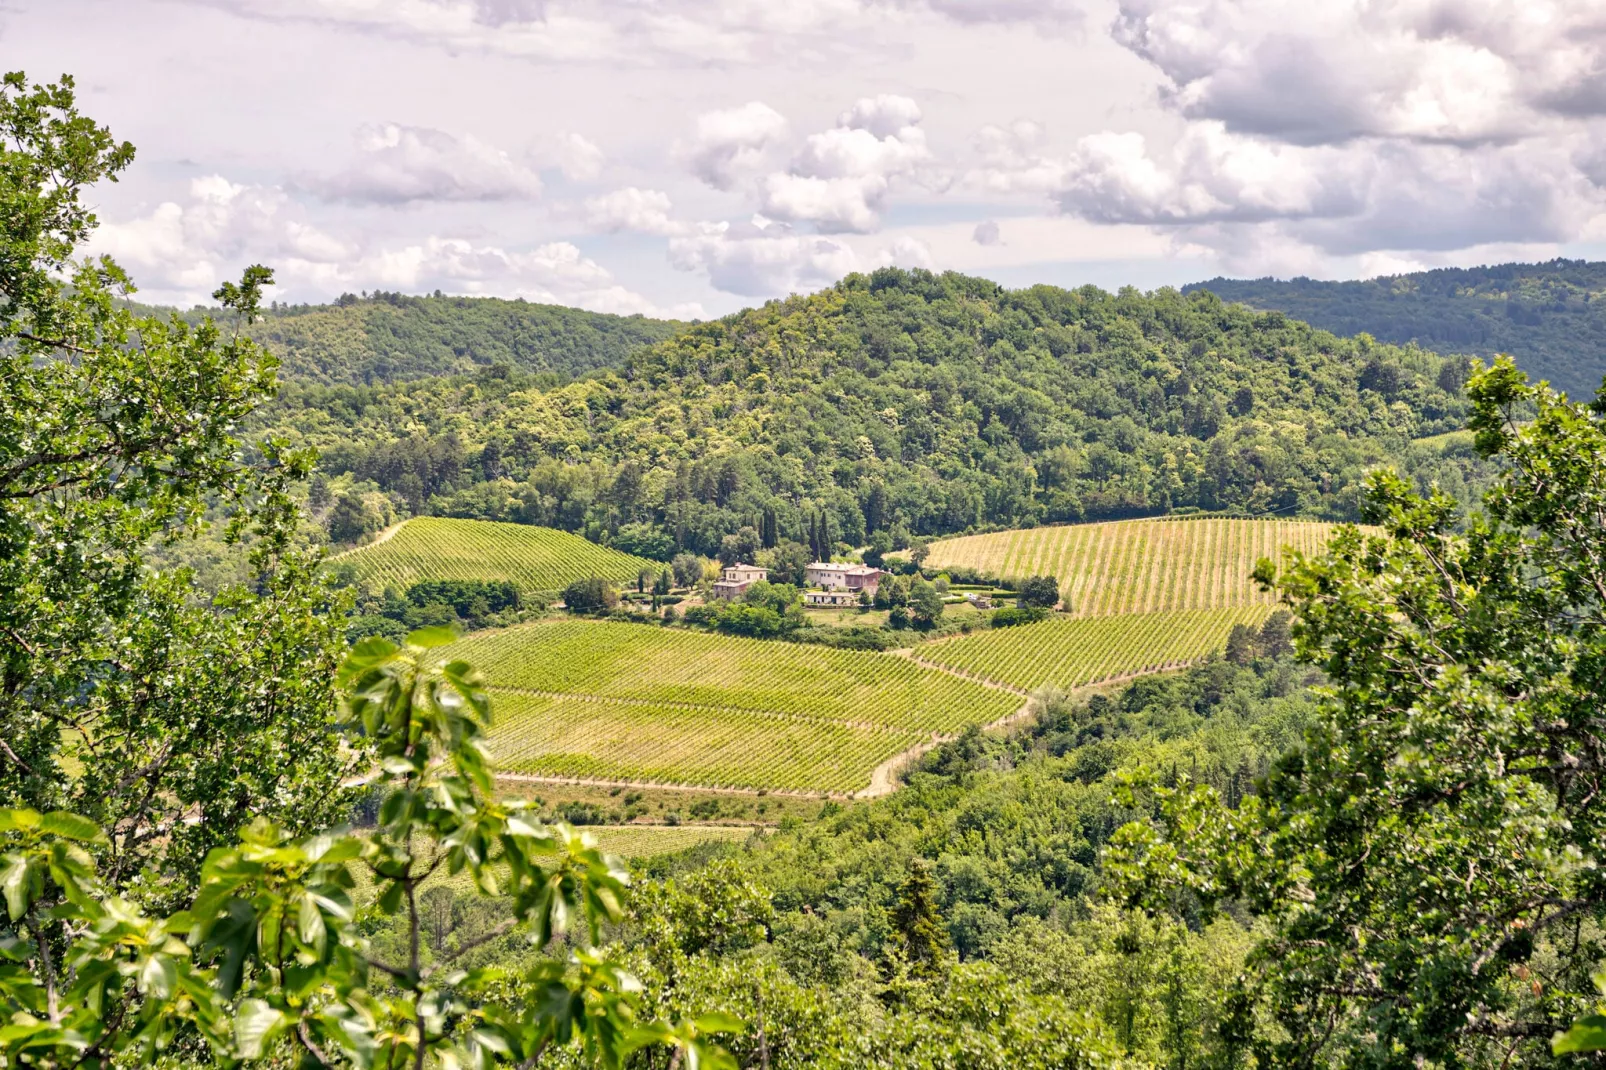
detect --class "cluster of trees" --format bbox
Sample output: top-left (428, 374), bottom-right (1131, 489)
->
top-left (345, 578), bottom-right (523, 641)
top-left (260, 266), bottom-right (1490, 560)
top-left (1192, 258), bottom-right (1606, 399)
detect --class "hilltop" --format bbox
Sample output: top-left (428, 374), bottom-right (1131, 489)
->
top-left (1188, 259), bottom-right (1606, 400)
top-left (265, 267), bottom-right (1485, 559)
top-left (143, 290), bottom-right (685, 385)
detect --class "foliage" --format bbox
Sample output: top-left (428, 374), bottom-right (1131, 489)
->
top-left (261, 268), bottom-right (1484, 559)
top-left (563, 577), bottom-right (619, 614)
top-left (0, 630), bottom-right (738, 1070)
top-left (1017, 574), bottom-right (1060, 609)
top-left (1191, 258), bottom-right (1606, 399)
top-left (0, 71), bottom-right (352, 898)
top-left (172, 290), bottom-right (682, 385)
top-left (1105, 357), bottom-right (1606, 1064)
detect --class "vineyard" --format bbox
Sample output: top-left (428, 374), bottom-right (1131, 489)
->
top-left (924, 516), bottom-right (1339, 616)
top-left (916, 606), bottom-right (1273, 693)
top-left (446, 619), bottom-right (1019, 794)
top-left (334, 517), bottom-right (658, 593)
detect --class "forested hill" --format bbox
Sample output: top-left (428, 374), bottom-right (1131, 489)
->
top-left (160, 291), bottom-right (685, 385)
top-left (267, 268), bottom-right (1486, 557)
top-left (1187, 259), bottom-right (1606, 400)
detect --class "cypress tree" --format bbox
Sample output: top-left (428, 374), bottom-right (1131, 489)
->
top-left (890, 858), bottom-right (949, 978)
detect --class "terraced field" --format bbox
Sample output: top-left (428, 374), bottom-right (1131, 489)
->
top-left (917, 606), bottom-right (1273, 694)
top-left (335, 517), bottom-right (657, 593)
top-left (924, 516), bottom-right (1338, 617)
top-left (446, 619), bottom-right (1020, 795)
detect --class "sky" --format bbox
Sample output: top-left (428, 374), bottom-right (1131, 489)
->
top-left (9, 0), bottom-right (1606, 319)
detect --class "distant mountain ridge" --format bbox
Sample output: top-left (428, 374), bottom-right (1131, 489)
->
top-left (1187, 259), bottom-right (1606, 399)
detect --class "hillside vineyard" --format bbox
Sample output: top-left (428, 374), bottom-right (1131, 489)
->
top-left (925, 516), bottom-right (1338, 616)
top-left (917, 606), bottom-right (1274, 693)
top-left (334, 516), bottom-right (658, 592)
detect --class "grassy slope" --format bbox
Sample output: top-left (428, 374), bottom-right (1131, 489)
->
top-left (335, 517), bottom-right (659, 593)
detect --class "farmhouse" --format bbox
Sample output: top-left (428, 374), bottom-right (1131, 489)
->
top-left (805, 562), bottom-right (885, 593)
top-left (711, 563), bottom-right (767, 600)
top-left (804, 589), bottom-right (859, 607)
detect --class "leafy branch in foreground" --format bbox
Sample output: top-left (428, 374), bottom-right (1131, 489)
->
top-left (0, 629), bottom-right (741, 1070)
top-left (1104, 356), bottom-right (1606, 1067)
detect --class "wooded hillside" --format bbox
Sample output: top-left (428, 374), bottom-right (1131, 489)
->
top-left (1189, 259), bottom-right (1606, 400)
top-left (157, 290), bottom-right (686, 384)
top-left (265, 267), bottom-right (1486, 556)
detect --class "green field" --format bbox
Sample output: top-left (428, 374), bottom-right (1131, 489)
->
top-left (917, 607), bottom-right (1272, 693)
top-left (335, 517), bottom-right (658, 593)
top-left (924, 517), bottom-right (1338, 617)
top-left (446, 619), bottom-right (1020, 794)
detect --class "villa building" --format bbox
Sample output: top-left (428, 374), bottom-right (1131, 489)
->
top-left (804, 562), bottom-right (886, 594)
top-left (711, 563), bottom-right (767, 600)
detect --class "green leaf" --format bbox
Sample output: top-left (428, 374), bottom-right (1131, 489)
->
top-left (691, 1014), bottom-right (745, 1036)
top-left (406, 625), bottom-right (458, 649)
top-left (0, 810), bottom-right (41, 834)
top-left (2, 855), bottom-right (33, 921)
top-left (234, 998), bottom-right (285, 1059)
top-left (39, 812), bottom-right (107, 844)
top-left (297, 894), bottom-right (327, 953)
top-left (339, 637), bottom-right (398, 684)
top-left (138, 953), bottom-right (177, 1000)
top-left (1555, 1016), bottom-right (1606, 1054)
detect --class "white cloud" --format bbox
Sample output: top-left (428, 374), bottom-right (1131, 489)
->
top-left (873, 235), bottom-right (935, 270)
top-left (684, 102), bottom-right (788, 191)
top-left (308, 122), bottom-right (544, 204)
top-left (583, 187), bottom-right (685, 235)
top-left (972, 219), bottom-right (1001, 245)
top-left (757, 94), bottom-right (936, 232)
top-left (540, 131), bottom-right (606, 181)
top-left (92, 174), bottom-right (694, 316)
top-left (1112, 0), bottom-right (1606, 146)
top-left (183, 0), bottom-right (1090, 64)
top-left (964, 120), bottom-right (1065, 195)
top-left (668, 216), bottom-right (860, 296)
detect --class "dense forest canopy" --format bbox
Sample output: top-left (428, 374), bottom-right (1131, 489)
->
top-left (146, 290), bottom-right (685, 385)
top-left (1189, 259), bottom-right (1606, 400)
top-left (262, 268), bottom-right (1489, 556)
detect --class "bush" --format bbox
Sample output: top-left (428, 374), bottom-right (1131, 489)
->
top-left (992, 606), bottom-right (1049, 627)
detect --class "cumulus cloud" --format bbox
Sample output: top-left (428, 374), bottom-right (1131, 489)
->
top-left (91, 174), bottom-right (693, 316)
top-left (972, 219), bottom-right (1001, 245)
top-left (583, 187), bottom-right (685, 235)
top-left (684, 102), bottom-right (788, 191)
top-left (964, 120), bottom-right (1065, 195)
top-left (308, 122), bottom-right (544, 204)
top-left (1112, 0), bottom-right (1606, 145)
top-left (539, 132), bottom-right (606, 182)
top-left (757, 94), bottom-right (935, 232)
top-left (668, 215), bottom-right (859, 296)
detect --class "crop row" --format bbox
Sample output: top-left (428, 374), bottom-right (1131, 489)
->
top-left (485, 691), bottom-right (925, 794)
top-left (338, 517), bottom-right (656, 593)
top-left (925, 517), bottom-right (1337, 617)
top-left (450, 619), bottom-right (1017, 734)
top-left (918, 606), bottom-right (1273, 693)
